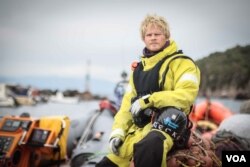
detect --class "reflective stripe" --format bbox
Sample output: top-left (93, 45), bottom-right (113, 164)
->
top-left (125, 84), bottom-right (132, 93)
top-left (110, 128), bottom-right (125, 140)
top-left (179, 73), bottom-right (198, 84)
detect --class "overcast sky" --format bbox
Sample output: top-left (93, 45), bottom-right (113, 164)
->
top-left (1, 0), bottom-right (250, 86)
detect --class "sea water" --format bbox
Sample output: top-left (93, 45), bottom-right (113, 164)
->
top-left (0, 100), bottom-right (100, 118)
top-left (0, 97), bottom-right (245, 118)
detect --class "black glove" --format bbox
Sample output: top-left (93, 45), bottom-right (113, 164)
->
top-left (109, 137), bottom-right (123, 155)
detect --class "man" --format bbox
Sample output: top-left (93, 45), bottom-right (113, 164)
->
top-left (97, 14), bottom-right (200, 167)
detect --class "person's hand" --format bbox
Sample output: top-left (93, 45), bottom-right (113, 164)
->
top-left (109, 137), bottom-right (123, 155)
top-left (130, 94), bottom-right (151, 116)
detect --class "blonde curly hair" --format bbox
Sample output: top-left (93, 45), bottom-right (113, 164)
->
top-left (140, 14), bottom-right (170, 40)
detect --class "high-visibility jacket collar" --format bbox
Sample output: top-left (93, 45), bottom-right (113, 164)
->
top-left (141, 40), bottom-right (179, 71)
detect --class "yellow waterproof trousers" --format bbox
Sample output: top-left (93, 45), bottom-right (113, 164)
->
top-left (107, 124), bottom-right (173, 167)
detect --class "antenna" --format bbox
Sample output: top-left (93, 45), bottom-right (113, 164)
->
top-left (85, 59), bottom-right (91, 92)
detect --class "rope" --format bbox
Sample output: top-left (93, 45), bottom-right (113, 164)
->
top-left (177, 160), bottom-right (201, 167)
top-left (167, 131), bottom-right (222, 167)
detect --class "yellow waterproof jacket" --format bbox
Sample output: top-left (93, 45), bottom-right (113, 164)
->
top-left (110, 39), bottom-right (200, 143)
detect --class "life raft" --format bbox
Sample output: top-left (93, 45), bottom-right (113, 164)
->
top-left (190, 100), bottom-right (233, 125)
top-left (189, 100), bottom-right (233, 140)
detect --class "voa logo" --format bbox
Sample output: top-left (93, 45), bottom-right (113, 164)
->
top-left (226, 155), bottom-right (246, 163)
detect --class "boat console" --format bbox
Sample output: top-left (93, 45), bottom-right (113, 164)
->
top-left (0, 115), bottom-right (68, 167)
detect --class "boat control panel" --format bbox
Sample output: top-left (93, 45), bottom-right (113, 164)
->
top-left (28, 128), bottom-right (51, 146)
top-left (0, 136), bottom-right (14, 154)
top-left (1, 119), bottom-right (32, 132)
top-left (0, 117), bottom-right (36, 159)
top-left (0, 115), bottom-right (60, 167)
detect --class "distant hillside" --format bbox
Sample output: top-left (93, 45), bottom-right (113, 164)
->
top-left (196, 45), bottom-right (250, 99)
